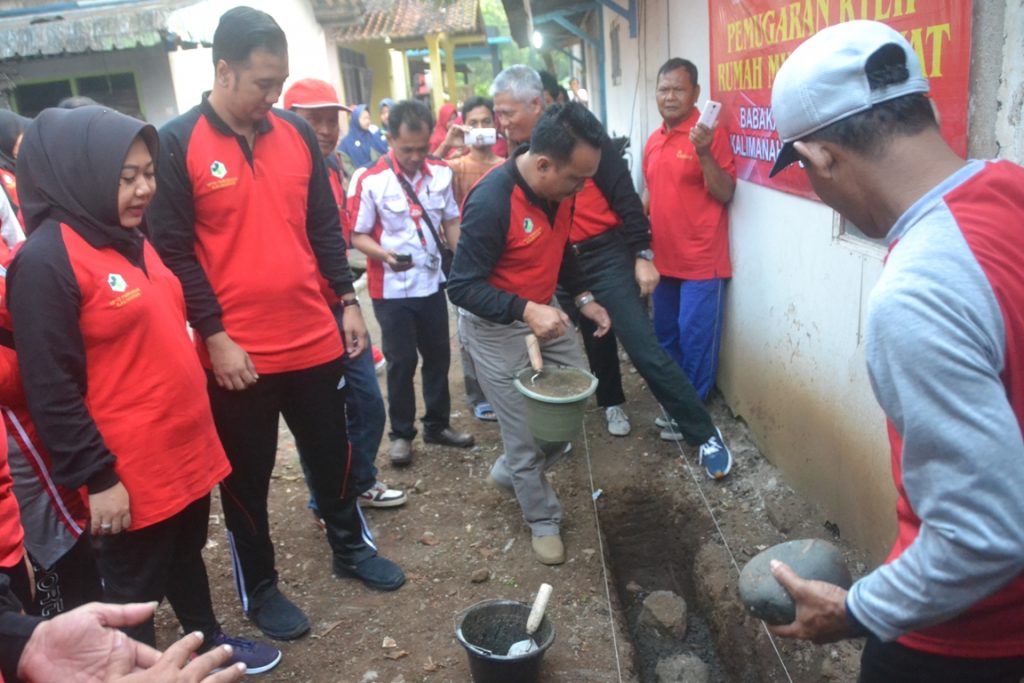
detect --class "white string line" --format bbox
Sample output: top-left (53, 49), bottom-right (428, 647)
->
top-left (579, 420), bottom-right (626, 683)
top-left (659, 406), bottom-right (796, 683)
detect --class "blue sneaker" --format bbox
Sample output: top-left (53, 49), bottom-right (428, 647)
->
top-left (698, 427), bottom-right (733, 480)
top-left (209, 631), bottom-right (282, 675)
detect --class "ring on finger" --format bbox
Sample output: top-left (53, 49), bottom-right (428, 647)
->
top-left (100, 522), bottom-right (113, 530)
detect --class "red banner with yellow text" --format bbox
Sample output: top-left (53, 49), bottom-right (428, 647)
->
top-left (709, 0), bottom-right (972, 199)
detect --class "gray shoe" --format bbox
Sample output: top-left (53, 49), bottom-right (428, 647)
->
top-left (532, 534), bottom-right (565, 565)
top-left (604, 405), bottom-right (631, 436)
top-left (389, 438), bottom-right (412, 466)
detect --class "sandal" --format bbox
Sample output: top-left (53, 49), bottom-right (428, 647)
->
top-left (473, 402), bottom-right (497, 422)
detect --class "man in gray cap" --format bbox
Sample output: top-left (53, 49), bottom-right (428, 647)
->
top-left (765, 20), bottom-right (1024, 683)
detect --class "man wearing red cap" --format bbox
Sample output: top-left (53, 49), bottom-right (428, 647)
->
top-left (284, 78), bottom-right (407, 512)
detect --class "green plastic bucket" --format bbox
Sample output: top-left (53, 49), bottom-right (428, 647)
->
top-left (513, 366), bottom-right (598, 442)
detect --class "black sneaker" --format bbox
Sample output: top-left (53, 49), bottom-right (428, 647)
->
top-left (333, 554), bottom-right (406, 591)
top-left (246, 582), bottom-right (310, 641)
top-left (423, 427), bottom-right (475, 448)
top-left (209, 631), bottom-right (282, 675)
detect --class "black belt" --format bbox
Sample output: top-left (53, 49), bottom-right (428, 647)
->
top-left (569, 227), bottom-right (621, 257)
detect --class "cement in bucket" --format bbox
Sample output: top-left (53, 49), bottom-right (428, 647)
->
top-left (455, 599), bottom-right (555, 683)
top-left (513, 366), bottom-right (598, 442)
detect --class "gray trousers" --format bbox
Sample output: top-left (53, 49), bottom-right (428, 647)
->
top-left (458, 303), bottom-right (587, 536)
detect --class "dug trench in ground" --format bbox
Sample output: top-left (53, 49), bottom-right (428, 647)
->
top-left (155, 297), bottom-right (870, 682)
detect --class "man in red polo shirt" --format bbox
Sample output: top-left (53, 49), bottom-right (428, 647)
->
top-left (643, 58), bottom-right (736, 403)
top-left (148, 7), bottom-right (404, 642)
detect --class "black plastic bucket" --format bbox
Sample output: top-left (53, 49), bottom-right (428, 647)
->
top-left (455, 599), bottom-right (556, 683)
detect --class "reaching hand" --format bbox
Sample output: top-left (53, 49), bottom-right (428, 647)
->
top-left (18, 603), bottom-right (246, 682)
top-left (117, 632), bottom-right (246, 683)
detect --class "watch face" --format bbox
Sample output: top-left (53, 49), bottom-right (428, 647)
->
top-left (637, 249), bottom-right (654, 260)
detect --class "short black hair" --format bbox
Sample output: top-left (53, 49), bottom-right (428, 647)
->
top-left (212, 6), bottom-right (287, 67)
top-left (387, 99), bottom-right (432, 138)
top-left (538, 70), bottom-right (560, 101)
top-left (657, 58), bottom-right (698, 86)
top-left (529, 102), bottom-right (605, 164)
top-left (461, 96), bottom-right (494, 121)
top-left (804, 45), bottom-right (937, 157)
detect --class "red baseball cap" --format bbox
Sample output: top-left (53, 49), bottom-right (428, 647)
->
top-left (283, 78), bottom-right (352, 112)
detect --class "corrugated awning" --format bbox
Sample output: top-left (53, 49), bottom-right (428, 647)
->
top-left (0, 0), bottom-right (214, 61)
top-left (332, 0), bottom-right (481, 42)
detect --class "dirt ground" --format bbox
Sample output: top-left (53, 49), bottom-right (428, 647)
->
top-left (155, 294), bottom-right (874, 683)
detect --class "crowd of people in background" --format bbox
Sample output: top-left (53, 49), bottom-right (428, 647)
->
top-left (1, 6), bottom-right (1021, 683)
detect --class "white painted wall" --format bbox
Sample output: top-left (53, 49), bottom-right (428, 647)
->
top-left (3, 45), bottom-right (178, 126)
top-left (166, 0), bottom-right (342, 118)
top-left (995, 0), bottom-right (1024, 161)
top-left (597, 0), bottom-right (897, 559)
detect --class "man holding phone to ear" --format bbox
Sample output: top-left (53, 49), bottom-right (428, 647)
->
top-left (643, 57), bottom-right (736, 405)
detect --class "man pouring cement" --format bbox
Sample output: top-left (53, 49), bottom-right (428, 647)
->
top-left (447, 103), bottom-right (610, 566)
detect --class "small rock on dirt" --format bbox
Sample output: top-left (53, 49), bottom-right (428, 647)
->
top-left (625, 580), bottom-right (644, 594)
top-left (638, 590), bottom-right (688, 640)
top-left (420, 531), bottom-right (438, 546)
top-left (470, 568), bottom-right (490, 583)
top-left (655, 653), bottom-right (709, 683)
top-left (738, 538), bottom-right (852, 624)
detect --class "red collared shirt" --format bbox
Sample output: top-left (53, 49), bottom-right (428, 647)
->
top-left (643, 108), bottom-right (735, 280)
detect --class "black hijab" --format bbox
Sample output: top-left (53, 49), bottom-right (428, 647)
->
top-left (16, 106), bottom-right (158, 258)
top-left (0, 109), bottom-right (31, 174)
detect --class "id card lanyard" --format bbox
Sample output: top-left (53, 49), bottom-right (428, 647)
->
top-left (388, 152), bottom-right (431, 251)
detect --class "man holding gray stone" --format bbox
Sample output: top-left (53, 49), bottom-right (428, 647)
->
top-left (764, 20), bottom-right (1024, 683)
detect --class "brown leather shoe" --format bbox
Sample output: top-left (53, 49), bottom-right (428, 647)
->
top-left (423, 427), bottom-right (474, 448)
top-left (388, 438), bottom-right (412, 466)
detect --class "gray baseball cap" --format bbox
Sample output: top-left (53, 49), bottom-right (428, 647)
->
top-left (769, 20), bottom-right (929, 177)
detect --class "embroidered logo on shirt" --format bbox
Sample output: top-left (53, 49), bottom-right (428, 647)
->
top-left (210, 161), bottom-right (227, 179)
top-left (107, 273), bottom-right (128, 293)
top-left (523, 217), bottom-right (535, 234)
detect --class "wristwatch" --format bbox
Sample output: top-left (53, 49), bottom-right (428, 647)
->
top-left (574, 293), bottom-right (595, 309)
top-left (340, 297), bottom-right (361, 308)
top-left (636, 248), bottom-right (655, 261)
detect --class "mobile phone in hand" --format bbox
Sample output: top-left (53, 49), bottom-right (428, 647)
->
top-left (464, 127), bottom-right (497, 146)
top-left (395, 253), bottom-right (412, 263)
top-left (697, 100), bottom-right (722, 129)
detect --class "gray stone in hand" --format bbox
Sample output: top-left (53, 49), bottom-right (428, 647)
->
top-left (738, 538), bottom-right (852, 625)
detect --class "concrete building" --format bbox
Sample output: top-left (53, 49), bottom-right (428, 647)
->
top-left (535, 0), bottom-right (1023, 561)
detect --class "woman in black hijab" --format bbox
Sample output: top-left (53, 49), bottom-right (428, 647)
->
top-left (0, 110), bottom-right (30, 218)
top-left (5, 106), bottom-right (281, 674)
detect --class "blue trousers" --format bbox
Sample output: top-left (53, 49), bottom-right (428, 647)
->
top-left (652, 276), bottom-right (727, 401)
